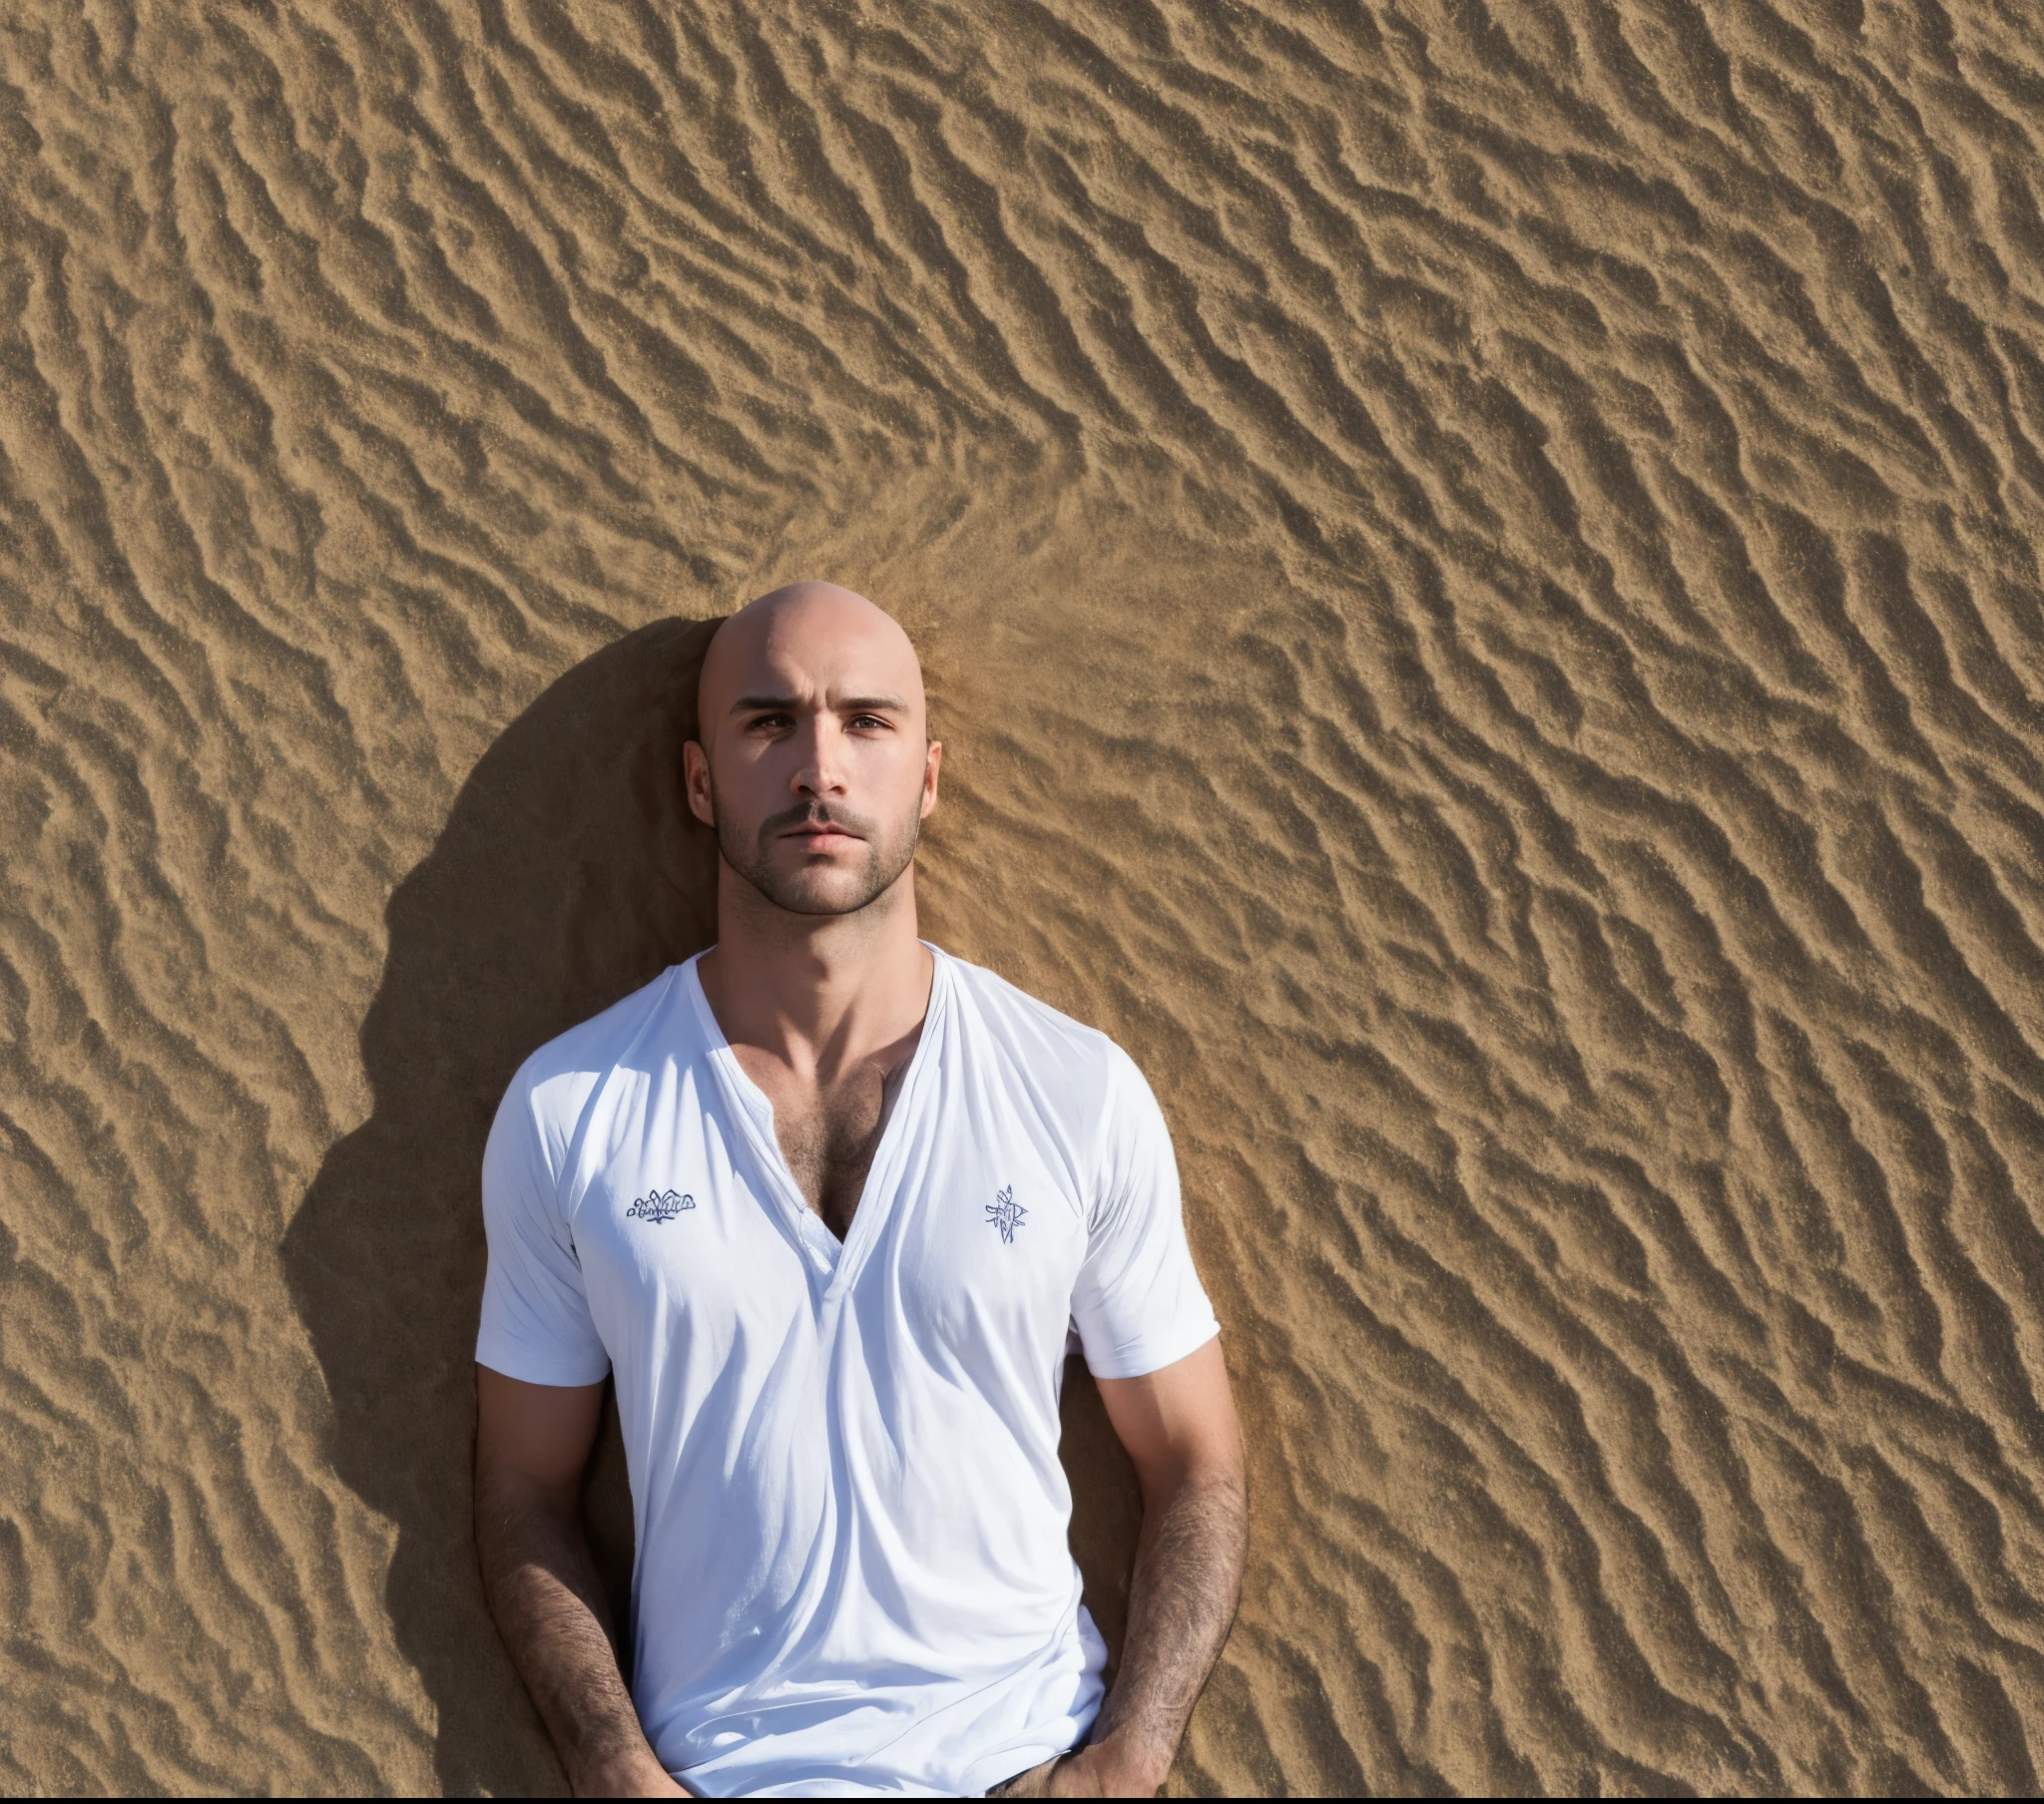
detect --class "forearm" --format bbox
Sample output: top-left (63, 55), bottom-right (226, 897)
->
top-left (475, 1472), bottom-right (667, 1795)
top-left (1090, 1467), bottom-right (1247, 1790)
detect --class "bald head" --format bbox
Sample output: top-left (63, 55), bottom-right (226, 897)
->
top-left (699, 582), bottom-right (924, 729)
top-left (685, 582), bottom-right (940, 918)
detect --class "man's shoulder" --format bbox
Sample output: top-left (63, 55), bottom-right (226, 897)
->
top-left (507, 963), bottom-right (697, 1113)
top-left (938, 950), bottom-right (1132, 1086)
top-left (937, 953), bottom-right (1172, 1182)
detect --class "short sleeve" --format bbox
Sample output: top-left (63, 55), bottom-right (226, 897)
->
top-left (1069, 1049), bottom-right (1221, 1380)
top-left (475, 1071), bottom-right (612, 1387)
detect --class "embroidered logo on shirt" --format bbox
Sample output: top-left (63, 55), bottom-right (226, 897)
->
top-left (985, 1184), bottom-right (1026, 1244)
top-left (626, 1188), bottom-right (696, 1224)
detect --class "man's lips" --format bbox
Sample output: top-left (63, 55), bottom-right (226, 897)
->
top-left (781, 824), bottom-right (865, 849)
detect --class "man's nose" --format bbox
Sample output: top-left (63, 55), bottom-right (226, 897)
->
top-left (791, 715), bottom-right (848, 795)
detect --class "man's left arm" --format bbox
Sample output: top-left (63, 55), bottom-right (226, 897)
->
top-left (1012, 1337), bottom-right (1247, 1798)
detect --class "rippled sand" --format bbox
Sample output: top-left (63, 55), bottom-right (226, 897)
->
top-left (7, 0), bottom-right (2044, 1792)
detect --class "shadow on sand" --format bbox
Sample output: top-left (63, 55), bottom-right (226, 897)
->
top-left (283, 617), bottom-right (1142, 1792)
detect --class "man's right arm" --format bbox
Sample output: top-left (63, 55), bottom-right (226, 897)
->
top-left (474, 1365), bottom-right (682, 1798)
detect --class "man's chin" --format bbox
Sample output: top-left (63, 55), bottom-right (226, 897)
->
top-left (772, 890), bottom-right (877, 918)
top-left (718, 820), bottom-right (917, 919)
top-left (749, 866), bottom-right (897, 918)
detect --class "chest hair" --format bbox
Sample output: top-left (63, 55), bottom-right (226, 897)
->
top-left (772, 1071), bottom-right (891, 1241)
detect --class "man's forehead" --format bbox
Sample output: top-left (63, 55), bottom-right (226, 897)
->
top-left (702, 584), bottom-right (924, 713)
top-left (736, 631), bottom-right (916, 695)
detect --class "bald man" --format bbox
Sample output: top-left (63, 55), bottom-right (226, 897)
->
top-left (473, 585), bottom-right (1246, 1798)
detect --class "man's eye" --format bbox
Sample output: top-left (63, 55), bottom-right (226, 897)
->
top-left (849, 714), bottom-right (887, 729)
top-left (751, 712), bottom-right (793, 730)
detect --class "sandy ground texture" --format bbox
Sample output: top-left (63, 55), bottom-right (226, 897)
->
top-left (6, 0), bottom-right (2044, 1793)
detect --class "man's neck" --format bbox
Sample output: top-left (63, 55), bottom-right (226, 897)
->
top-left (696, 864), bottom-right (933, 1080)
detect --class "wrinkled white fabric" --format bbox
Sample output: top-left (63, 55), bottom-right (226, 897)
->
top-left (477, 945), bottom-right (1219, 1797)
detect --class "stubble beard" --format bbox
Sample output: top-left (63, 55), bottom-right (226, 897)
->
top-left (714, 783), bottom-right (921, 917)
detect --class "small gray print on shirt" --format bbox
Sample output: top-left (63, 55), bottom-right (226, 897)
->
top-left (626, 1188), bottom-right (696, 1224)
top-left (985, 1185), bottom-right (1026, 1244)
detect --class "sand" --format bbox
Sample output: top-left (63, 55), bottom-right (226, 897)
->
top-left (5, 0), bottom-right (2044, 1792)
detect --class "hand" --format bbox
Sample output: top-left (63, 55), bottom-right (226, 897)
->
top-left (986, 1753), bottom-right (1061, 1798)
top-left (575, 1749), bottom-right (689, 1798)
top-left (989, 1742), bottom-right (1169, 1798)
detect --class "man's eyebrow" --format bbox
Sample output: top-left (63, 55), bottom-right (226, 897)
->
top-left (728, 691), bottom-right (911, 713)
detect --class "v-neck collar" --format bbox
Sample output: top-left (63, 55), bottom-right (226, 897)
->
top-left (685, 945), bottom-right (948, 1299)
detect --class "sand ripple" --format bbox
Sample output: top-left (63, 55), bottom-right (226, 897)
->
top-left (5, 0), bottom-right (2044, 1791)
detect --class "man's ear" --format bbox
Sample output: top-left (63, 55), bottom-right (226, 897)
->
top-left (920, 740), bottom-right (942, 819)
top-left (683, 739), bottom-right (716, 827)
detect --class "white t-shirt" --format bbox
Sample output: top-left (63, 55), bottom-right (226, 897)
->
top-left (476, 945), bottom-right (1220, 1798)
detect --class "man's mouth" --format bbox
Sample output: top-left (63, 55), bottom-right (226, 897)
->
top-left (781, 821), bottom-right (864, 849)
